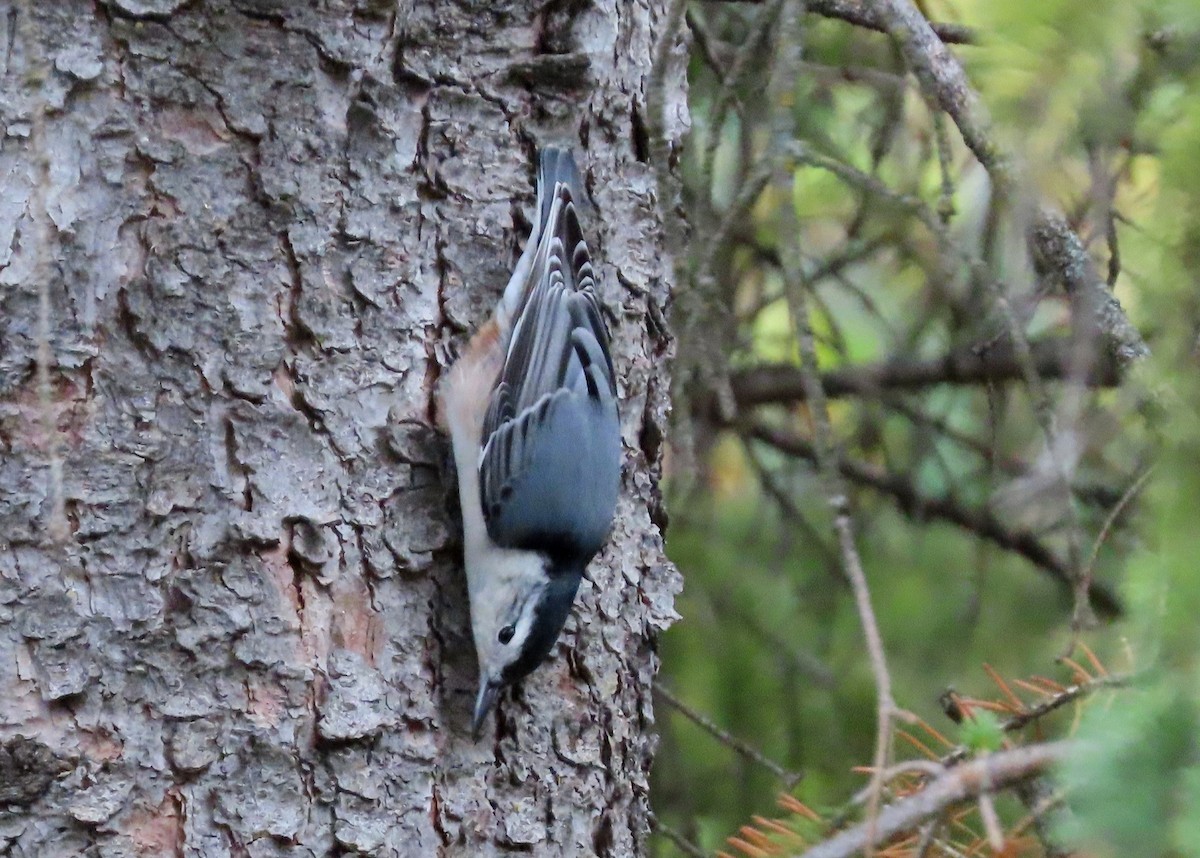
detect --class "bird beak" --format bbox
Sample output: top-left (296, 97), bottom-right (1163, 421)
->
top-left (472, 677), bottom-right (501, 738)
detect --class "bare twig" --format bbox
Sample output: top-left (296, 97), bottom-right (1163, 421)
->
top-left (697, 449), bottom-right (842, 686)
top-left (685, 6), bottom-right (724, 79)
top-left (655, 684), bottom-right (805, 789)
top-left (735, 234), bottom-right (890, 308)
top-left (931, 108), bottom-right (957, 224)
top-left (836, 509), bottom-right (919, 846)
top-left (761, 0), bottom-right (920, 840)
top-left (799, 59), bottom-right (909, 92)
top-left (719, 0), bottom-right (977, 44)
top-left (977, 788), bottom-right (1004, 851)
top-left (649, 812), bottom-right (709, 858)
top-left (796, 742), bottom-right (1074, 858)
top-left (914, 817), bottom-right (942, 858)
top-left (744, 444), bottom-right (841, 573)
top-left (697, 0), bottom-right (783, 184)
top-left (714, 591), bottom-right (840, 689)
top-left (1000, 673), bottom-right (1130, 733)
top-left (694, 164), bottom-right (775, 289)
top-left (788, 140), bottom-right (940, 231)
top-left (1082, 468), bottom-right (1151, 584)
top-left (1012, 785), bottom-right (1070, 858)
top-left (651, 14), bottom-right (818, 806)
top-left (777, 148), bottom-right (911, 850)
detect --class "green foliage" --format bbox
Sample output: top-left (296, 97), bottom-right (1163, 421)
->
top-left (1062, 684), bottom-right (1198, 856)
top-left (656, 469), bottom-right (1071, 848)
top-left (1058, 12), bottom-right (1200, 853)
top-left (959, 709), bottom-right (1005, 754)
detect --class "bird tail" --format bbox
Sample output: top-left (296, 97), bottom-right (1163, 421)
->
top-left (498, 147), bottom-right (583, 332)
top-left (534, 146), bottom-right (581, 231)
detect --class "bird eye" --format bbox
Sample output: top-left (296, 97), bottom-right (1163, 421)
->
top-left (498, 625), bottom-right (515, 645)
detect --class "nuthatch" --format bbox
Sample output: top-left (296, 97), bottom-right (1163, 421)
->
top-left (438, 147), bottom-right (620, 736)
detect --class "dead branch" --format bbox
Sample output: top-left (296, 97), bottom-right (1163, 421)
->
top-left (723, 337), bottom-right (1119, 411)
top-left (797, 742), bottom-right (1074, 858)
top-left (714, 0), bottom-right (977, 44)
top-left (655, 683), bottom-right (805, 788)
top-left (1000, 673), bottom-right (1129, 733)
top-left (1031, 211), bottom-right (1151, 370)
top-left (746, 422), bottom-right (1123, 617)
top-left (866, 0), bottom-right (1004, 177)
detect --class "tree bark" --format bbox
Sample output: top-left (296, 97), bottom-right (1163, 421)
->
top-left (0, 1), bottom-right (683, 855)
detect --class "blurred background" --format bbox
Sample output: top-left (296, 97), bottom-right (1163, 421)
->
top-left (648, 0), bottom-right (1200, 854)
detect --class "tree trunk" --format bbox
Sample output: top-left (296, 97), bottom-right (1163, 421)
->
top-left (0, 1), bottom-right (684, 855)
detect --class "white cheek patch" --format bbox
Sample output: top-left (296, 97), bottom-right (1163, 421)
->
top-left (510, 589), bottom-right (542, 651)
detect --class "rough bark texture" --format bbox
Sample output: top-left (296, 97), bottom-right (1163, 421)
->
top-left (0, 1), bottom-right (684, 855)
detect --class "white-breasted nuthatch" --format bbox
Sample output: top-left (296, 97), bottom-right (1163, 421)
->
top-left (438, 147), bottom-right (620, 737)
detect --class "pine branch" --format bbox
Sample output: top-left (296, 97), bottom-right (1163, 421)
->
top-left (797, 742), bottom-right (1074, 858)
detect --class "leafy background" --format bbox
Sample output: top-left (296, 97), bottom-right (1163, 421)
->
top-left (650, 0), bottom-right (1200, 854)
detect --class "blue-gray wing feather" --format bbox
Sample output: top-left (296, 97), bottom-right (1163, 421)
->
top-left (481, 389), bottom-right (618, 556)
top-left (480, 154), bottom-right (619, 560)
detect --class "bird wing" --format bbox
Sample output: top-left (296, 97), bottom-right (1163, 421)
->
top-left (478, 173), bottom-right (620, 560)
